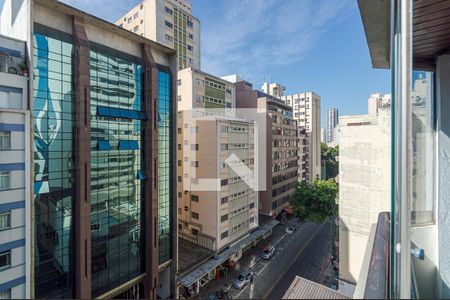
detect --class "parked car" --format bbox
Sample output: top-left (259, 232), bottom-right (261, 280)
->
top-left (261, 246), bottom-right (275, 260)
top-left (233, 271), bottom-right (254, 289)
top-left (285, 227), bottom-right (295, 234)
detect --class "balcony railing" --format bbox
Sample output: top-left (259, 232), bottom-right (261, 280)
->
top-left (356, 212), bottom-right (390, 299)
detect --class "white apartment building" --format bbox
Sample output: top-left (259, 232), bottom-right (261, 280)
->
top-left (0, 34), bottom-right (31, 299)
top-left (338, 106), bottom-right (391, 285)
top-left (282, 91), bottom-right (321, 182)
top-left (368, 93), bottom-right (391, 116)
top-left (116, 0), bottom-right (201, 70)
top-left (327, 108), bottom-right (339, 143)
top-left (177, 68), bottom-right (258, 251)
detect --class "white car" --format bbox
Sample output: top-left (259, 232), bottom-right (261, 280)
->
top-left (261, 246), bottom-right (275, 260)
top-left (286, 227), bottom-right (295, 234)
top-left (233, 271), bottom-right (254, 289)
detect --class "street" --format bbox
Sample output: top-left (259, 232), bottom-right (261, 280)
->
top-left (199, 219), bottom-right (335, 299)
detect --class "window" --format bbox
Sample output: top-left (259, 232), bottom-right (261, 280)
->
top-left (191, 211), bottom-right (199, 219)
top-left (0, 131), bottom-right (11, 150)
top-left (0, 171), bottom-right (10, 190)
top-left (177, 95), bottom-right (182, 102)
top-left (178, 160), bottom-right (182, 166)
top-left (165, 20), bottom-right (173, 28)
top-left (178, 128), bottom-right (182, 134)
top-left (221, 214), bottom-right (228, 222)
top-left (133, 12), bottom-right (139, 19)
top-left (191, 144), bottom-right (199, 151)
top-left (187, 45), bottom-right (193, 51)
top-left (178, 176), bottom-right (182, 182)
top-left (249, 203), bottom-right (255, 209)
top-left (165, 6), bottom-right (173, 14)
top-left (187, 20), bottom-right (193, 27)
top-left (188, 33), bottom-right (193, 40)
top-left (134, 26), bottom-right (139, 32)
top-left (140, 4), bottom-right (143, 9)
top-left (221, 143), bottom-right (228, 151)
top-left (119, 23), bottom-right (123, 27)
top-left (221, 179), bottom-right (228, 186)
top-left (0, 251), bottom-right (10, 269)
top-left (191, 127), bottom-right (199, 133)
top-left (0, 289), bottom-right (11, 299)
top-left (178, 192), bottom-right (182, 198)
top-left (0, 212), bottom-right (11, 230)
top-left (165, 34), bottom-right (174, 42)
top-left (90, 223), bottom-right (100, 231)
top-left (221, 231), bottom-right (228, 239)
top-left (178, 144), bottom-right (182, 150)
top-left (127, 17), bottom-right (132, 24)
top-left (191, 161), bottom-right (199, 168)
top-left (221, 197), bottom-right (228, 204)
top-left (250, 217), bottom-right (255, 223)
top-left (177, 79), bottom-right (181, 86)
top-left (191, 195), bottom-right (199, 202)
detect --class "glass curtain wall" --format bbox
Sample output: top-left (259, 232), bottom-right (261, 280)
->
top-left (157, 69), bottom-right (172, 264)
top-left (33, 26), bottom-right (75, 299)
top-left (89, 47), bottom-right (144, 297)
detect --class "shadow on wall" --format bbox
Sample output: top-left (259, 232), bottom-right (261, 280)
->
top-left (338, 218), bottom-right (356, 284)
top-left (11, 0), bottom-right (24, 25)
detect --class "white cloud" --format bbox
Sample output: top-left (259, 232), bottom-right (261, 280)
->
top-left (201, 0), bottom-right (353, 83)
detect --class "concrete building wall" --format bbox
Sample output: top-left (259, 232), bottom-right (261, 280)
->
top-left (117, 0), bottom-right (200, 70)
top-left (338, 107), bottom-right (391, 284)
top-left (282, 92), bottom-right (321, 182)
top-left (0, 34), bottom-right (30, 299)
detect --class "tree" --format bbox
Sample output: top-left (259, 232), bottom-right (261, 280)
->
top-left (289, 179), bottom-right (338, 223)
top-left (321, 143), bottom-right (339, 179)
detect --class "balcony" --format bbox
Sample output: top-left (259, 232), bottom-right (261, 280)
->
top-left (0, 49), bottom-right (27, 77)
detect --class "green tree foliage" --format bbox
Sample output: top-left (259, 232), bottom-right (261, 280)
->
top-left (321, 143), bottom-right (339, 179)
top-left (289, 179), bottom-right (338, 223)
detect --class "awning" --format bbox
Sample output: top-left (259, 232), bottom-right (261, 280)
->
top-left (178, 219), bottom-right (279, 287)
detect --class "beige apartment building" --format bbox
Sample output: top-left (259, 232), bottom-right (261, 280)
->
top-left (230, 78), bottom-right (298, 217)
top-left (338, 105), bottom-right (391, 285)
top-left (116, 0), bottom-right (201, 70)
top-left (177, 68), bottom-right (257, 251)
top-left (282, 91), bottom-right (321, 182)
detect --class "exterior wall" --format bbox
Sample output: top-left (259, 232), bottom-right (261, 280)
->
top-left (1, 0), bottom-right (177, 298)
top-left (117, 0), bottom-right (201, 70)
top-left (327, 108), bottom-right (338, 143)
top-left (338, 108), bottom-right (391, 284)
top-left (177, 69), bottom-right (256, 251)
top-left (282, 92), bottom-right (321, 182)
top-left (0, 35), bottom-right (30, 299)
top-left (235, 81), bottom-right (297, 216)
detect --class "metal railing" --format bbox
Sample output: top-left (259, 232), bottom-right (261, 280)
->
top-left (0, 50), bottom-right (27, 76)
top-left (179, 231), bottom-right (216, 251)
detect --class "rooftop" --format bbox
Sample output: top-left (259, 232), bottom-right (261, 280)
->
top-left (283, 276), bottom-right (350, 299)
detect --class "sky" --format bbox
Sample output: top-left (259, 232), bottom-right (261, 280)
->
top-left (0, 0), bottom-right (390, 128)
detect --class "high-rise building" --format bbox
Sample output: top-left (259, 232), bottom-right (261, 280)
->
top-left (368, 93), bottom-right (391, 116)
top-left (338, 105), bottom-right (391, 285)
top-left (327, 108), bottom-right (339, 143)
top-left (176, 68), bottom-right (258, 251)
top-left (0, 0), bottom-right (177, 298)
top-left (321, 128), bottom-right (326, 143)
top-left (261, 82), bottom-right (285, 98)
top-left (0, 34), bottom-right (31, 299)
top-left (233, 79), bottom-right (298, 217)
top-left (116, 0), bottom-right (201, 70)
top-left (282, 92), bottom-right (321, 182)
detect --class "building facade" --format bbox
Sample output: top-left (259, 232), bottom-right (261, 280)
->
top-left (116, 0), bottom-right (201, 70)
top-left (327, 108), bottom-right (339, 143)
top-left (176, 68), bottom-right (257, 251)
top-left (367, 93), bottom-right (391, 116)
top-left (234, 79), bottom-right (298, 217)
top-left (0, 34), bottom-right (31, 299)
top-left (282, 92), bottom-right (321, 182)
top-left (1, 0), bottom-right (177, 298)
top-left (338, 106), bottom-right (391, 284)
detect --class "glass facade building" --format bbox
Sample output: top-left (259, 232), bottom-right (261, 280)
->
top-left (157, 70), bottom-right (173, 264)
top-left (33, 27), bottom-right (76, 299)
top-left (89, 47), bottom-right (145, 297)
top-left (31, 21), bottom-right (175, 298)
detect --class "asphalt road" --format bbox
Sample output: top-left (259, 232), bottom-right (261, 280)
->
top-left (200, 219), bottom-right (331, 299)
top-left (267, 220), bottom-right (333, 298)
